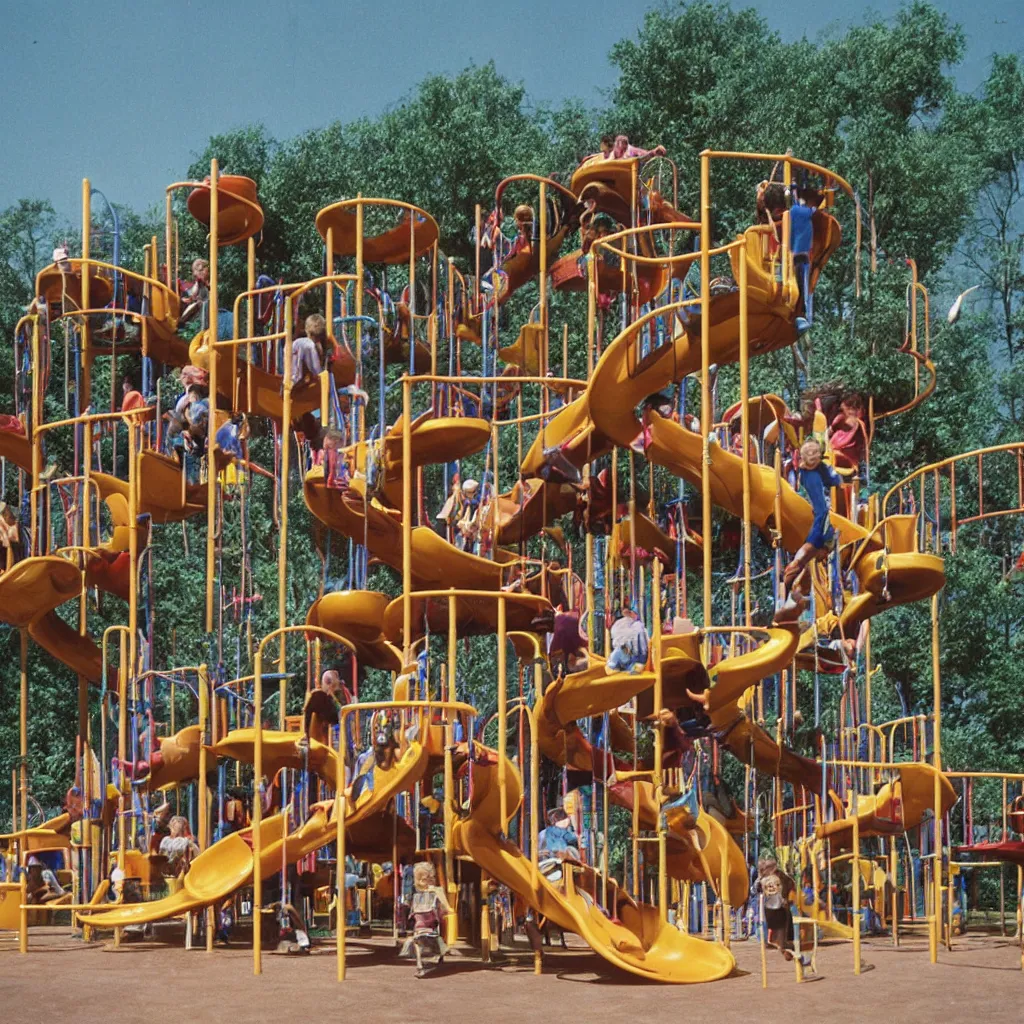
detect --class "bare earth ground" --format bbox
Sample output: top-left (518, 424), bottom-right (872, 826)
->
top-left (1, 927), bottom-right (1021, 1024)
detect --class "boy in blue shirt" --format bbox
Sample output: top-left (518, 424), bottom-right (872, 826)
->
top-left (789, 188), bottom-right (822, 334)
top-left (777, 439), bottom-right (843, 621)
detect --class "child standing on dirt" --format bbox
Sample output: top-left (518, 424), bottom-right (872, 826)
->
top-left (750, 856), bottom-right (805, 962)
top-left (399, 861), bottom-right (453, 978)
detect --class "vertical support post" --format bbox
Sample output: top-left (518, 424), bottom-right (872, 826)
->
top-left (164, 190), bottom-right (174, 288)
top-left (738, 245), bottom-right (751, 628)
top-left (81, 179), bottom-right (92, 413)
top-left (116, 629), bottom-right (128, 905)
top-left (538, 182), bottom-right (548, 361)
top-left (652, 558), bottom-right (667, 922)
top-left (198, 663), bottom-right (213, 951)
top-left (401, 379), bottom-right (412, 658)
top-left (279, 300), bottom-right (293, 725)
top-left (355, 197), bottom-right (365, 440)
top-left (480, 871), bottom-right (491, 961)
top-left (497, 596), bottom-right (508, 833)
top-left (18, 872), bottom-right (28, 954)
top-left (205, 160), bottom-right (219, 632)
top-left (19, 629), bottom-right (28, 834)
top-left (445, 590), bottom-right (458, 943)
top-left (698, 153), bottom-right (712, 631)
top-left (252, 646), bottom-right (263, 976)
top-left (852, 790), bottom-right (861, 974)
top-left (336, 706), bottom-right (347, 981)
top-left (931, 590), bottom-right (942, 964)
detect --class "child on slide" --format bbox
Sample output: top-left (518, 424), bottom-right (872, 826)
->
top-left (776, 439), bottom-right (842, 621)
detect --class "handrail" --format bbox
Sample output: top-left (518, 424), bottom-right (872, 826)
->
top-left (35, 256), bottom-right (179, 313)
top-left (494, 172), bottom-right (580, 207)
top-left (700, 150), bottom-right (856, 202)
top-left (883, 442), bottom-right (1024, 524)
top-left (316, 197), bottom-right (439, 242)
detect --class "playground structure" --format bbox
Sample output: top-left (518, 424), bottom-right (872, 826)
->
top-left (0, 146), bottom-right (1021, 987)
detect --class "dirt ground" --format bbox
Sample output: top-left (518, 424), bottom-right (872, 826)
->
top-left (2, 926), bottom-right (1021, 1023)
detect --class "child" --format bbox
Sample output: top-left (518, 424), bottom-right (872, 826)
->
top-left (159, 815), bottom-right (200, 876)
top-left (827, 392), bottom-right (868, 472)
top-left (610, 135), bottom-right (666, 161)
top-left (505, 205), bottom-right (535, 260)
top-left (750, 856), bottom-right (804, 962)
top-left (789, 187), bottom-right (822, 334)
top-left (25, 856), bottom-right (65, 904)
top-left (291, 313), bottom-right (330, 385)
top-left (215, 414), bottom-right (249, 463)
top-left (399, 861), bottom-right (453, 978)
top-left (778, 439), bottom-right (843, 616)
top-left (606, 607), bottom-right (649, 674)
top-left (179, 258), bottom-right (210, 323)
top-left (548, 609), bottom-right (589, 678)
top-left (580, 134), bottom-right (615, 165)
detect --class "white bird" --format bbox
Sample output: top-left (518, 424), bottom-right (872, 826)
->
top-left (947, 285), bottom-right (980, 324)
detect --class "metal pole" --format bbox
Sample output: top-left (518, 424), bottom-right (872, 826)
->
top-left (699, 153), bottom-right (712, 631)
top-left (205, 160), bottom-right (219, 632)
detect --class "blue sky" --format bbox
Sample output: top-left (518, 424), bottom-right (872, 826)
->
top-left (0, 0), bottom-right (1019, 220)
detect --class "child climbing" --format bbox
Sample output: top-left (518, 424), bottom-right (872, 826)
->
top-left (790, 186), bottom-right (822, 335)
top-left (777, 439), bottom-right (843, 620)
top-left (398, 861), bottom-right (453, 978)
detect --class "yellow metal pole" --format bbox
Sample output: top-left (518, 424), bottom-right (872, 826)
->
top-left (586, 251), bottom-right (596, 377)
top-left (852, 790), bottom-right (861, 974)
top-left (445, 591), bottom-right (458, 942)
top-left (117, 630), bottom-right (128, 875)
top-left (29, 317), bottom-right (41, 556)
top-left (890, 834), bottom-right (900, 947)
top-left (336, 702), bottom-right (347, 981)
top-left (865, 621), bottom-right (874, 769)
top-left (127, 417), bottom-right (139, 758)
top-left (198, 663), bottom-right (213, 951)
top-left (699, 153), bottom-right (713, 630)
top-left (355, 197), bottom-right (365, 439)
top-left (205, 159), bottom-right (219, 632)
top-left (18, 873), bottom-right (28, 954)
top-left (529, 690), bottom-right (542, 975)
top-left (497, 595), bottom-right (508, 832)
top-left (164, 190), bottom-right (173, 288)
top-left (81, 179), bottom-right (92, 417)
top-left (19, 630), bottom-right (28, 835)
top-left (402, 378), bottom-right (413, 658)
top-left (325, 226), bottom-right (334, 425)
top-left (651, 556), bottom-right (667, 922)
top-left (538, 181), bottom-right (548, 358)
top-left (279, 299), bottom-right (293, 725)
top-left (931, 590), bottom-right (942, 964)
top-left (738, 246), bottom-right (751, 628)
top-left (252, 646), bottom-right (263, 976)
